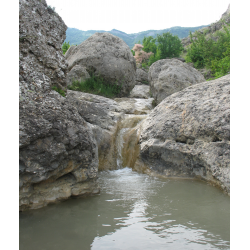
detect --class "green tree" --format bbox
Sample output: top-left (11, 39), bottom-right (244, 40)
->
top-left (142, 36), bottom-right (157, 55)
top-left (156, 32), bottom-right (183, 59)
top-left (62, 41), bottom-right (70, 54)
top-left (185, 24), bottom-right (230, 78)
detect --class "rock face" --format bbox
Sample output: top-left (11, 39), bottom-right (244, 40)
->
top-left (66, 65), bottom-right (90, 86)
top-left (135, 75), bottom-right (230, 194)
top-left (66, 90), bottom-right (124, 171)
top-left (135, 68), bottom-right (149, 85)
top-left (65, 32), bottom-right (137, 96)
top-left (19, 0), bottom-right (99, 211)
top-left (129, 85), bottom-right (151, 99)
top-left (148, 59), bottom-right (205, 105)
top-left (19, 0), bottom-right (68, 96)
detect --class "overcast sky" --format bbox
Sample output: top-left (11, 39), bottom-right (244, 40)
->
top-left (45, 0), bottom-right (230, 33)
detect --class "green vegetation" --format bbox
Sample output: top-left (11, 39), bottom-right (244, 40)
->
top-left (138, 32), bottom-right (184, 66)
top-left (52, 86), bottom-right (66, 97)
top-left (185, 25), bottom-right (230, 79)
top-left (68, 75), bottom-right (122, 98)
top-left (62, 41), bottom-right (70, 54)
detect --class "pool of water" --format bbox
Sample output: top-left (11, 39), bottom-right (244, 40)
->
top-left (19, 167), bottom-right (230, 250)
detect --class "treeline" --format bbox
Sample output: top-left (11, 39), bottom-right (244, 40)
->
top-left (132, 32), bottom-right (183, 67)
top-left (133, 24), bottom-right (230, 79)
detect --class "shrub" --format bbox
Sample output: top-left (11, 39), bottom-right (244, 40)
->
top-left (68, 75), bottom-right (122, 98)
top-left (185, 24), bottom-right (230, 77)
top-left (132, 44), bottom-right (153, 64)
top-left (62, 41), bottom-right (70, 54)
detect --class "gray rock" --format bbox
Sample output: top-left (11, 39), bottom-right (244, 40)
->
top-left (66, 32), bottom-right (137, 96)
top-left (136, 75), bottom-right (230, 194)
top-left (148, 59), bottom-right (205, 105)
top-left (19, 0), bottom-right (99, 211)
top-left (66, 65), bottom-right (90, 86)
top-left (135, 68), bottom-right (149, 85)
top-left (66, 90), bottom-right (124, 170)
top-left (129, 85), bottom-right (151, 99)
top-left (64, 45), bottom-right (77, 59)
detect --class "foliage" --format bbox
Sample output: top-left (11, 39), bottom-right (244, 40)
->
top-left (156, 32), bottom-right (184, 59)
top-left (62, 41), bottom-right (70, 54)
top-left (132, 32), bottom-right (183, 66)
top-left (68, 75), bottom-right (122, 98)
top-left (142, 36), bottom-right (157, 55)
top-left (52, 86), bottom-right (66, 97)
top-left (131, 49), bottom-right (135, 56)
top-left (132, 44), bottom-right (153, 64)
top-left (185, 24), bottom-right (230, 77)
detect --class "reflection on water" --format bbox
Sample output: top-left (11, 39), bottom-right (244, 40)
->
top-left (20, 168), bottom-right (230, 250)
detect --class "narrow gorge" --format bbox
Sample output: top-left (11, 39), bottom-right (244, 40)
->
top-left (19, 1), bottom-right (230, 249)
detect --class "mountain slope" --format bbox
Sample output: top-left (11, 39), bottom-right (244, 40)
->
top-left (65, 25), bottom-right (208, 48)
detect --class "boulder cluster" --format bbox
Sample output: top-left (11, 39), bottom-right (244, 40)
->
top-left (19, 0), bottom-right (230, 211)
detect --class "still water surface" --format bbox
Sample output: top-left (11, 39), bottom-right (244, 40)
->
top-left (19, 168), bottom-right (230, 250)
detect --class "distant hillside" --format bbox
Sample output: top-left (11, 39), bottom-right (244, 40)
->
top-left (65, 25), bottom-right (209, 49)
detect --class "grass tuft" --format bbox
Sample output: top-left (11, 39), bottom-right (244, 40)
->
top-left (68, 75), bottom-right (122, 98)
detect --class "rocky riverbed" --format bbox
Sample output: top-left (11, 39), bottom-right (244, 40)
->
top-left (19, 0), bottom-right (230, 211)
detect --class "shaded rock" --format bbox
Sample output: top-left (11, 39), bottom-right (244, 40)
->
top-left (19, 0), bottom-right (99, 211)
top-left (148, 58), bottom-right (205, 105)
top-left (135, 75), bottom-right (230, 194)
top-left (129, 85), bottom-right (151, 99)
top-left (66, 90), bottom-right (124, 170)
top-left (114, 98), bottom-right (154, 115)
top-left (66, 65), bottom-right (90, 86)
top-left (135, 68), bottom-right (149, 85)
top-left (198, 68), bottom-right (213, 80)
top-left (65, 32), bottom-right (137, 96)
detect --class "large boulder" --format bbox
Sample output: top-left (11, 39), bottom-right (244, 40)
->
top-left (19, 0), bottom-right (99, 211)
top-left (148, 59), bottom-right (205, 105)
top-left (65, 32), bottom-right (137, 96)
top-left (136, 75), bottom-right (230, 194)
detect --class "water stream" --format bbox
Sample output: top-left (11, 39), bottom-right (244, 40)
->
top-left (19, 110), bottom-right (230, 249)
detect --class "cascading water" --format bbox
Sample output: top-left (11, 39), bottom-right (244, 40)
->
top-left (115, 114), bottom-right (147, 169)
top-left (19, 98), bottom-right (230, 250)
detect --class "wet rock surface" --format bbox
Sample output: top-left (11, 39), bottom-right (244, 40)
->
top-left (136, 75), bottom-right (230, 194)
top-left (114, 97), bottom-right (154, 115)
top-left (129, 85), bottom-right (151, 99)
top-left (66, 90), bottom-right (124, 170)
top-left (65, 32), bottom-right (137, 96)
top-left (148, 59), bottom-right (205, 105)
